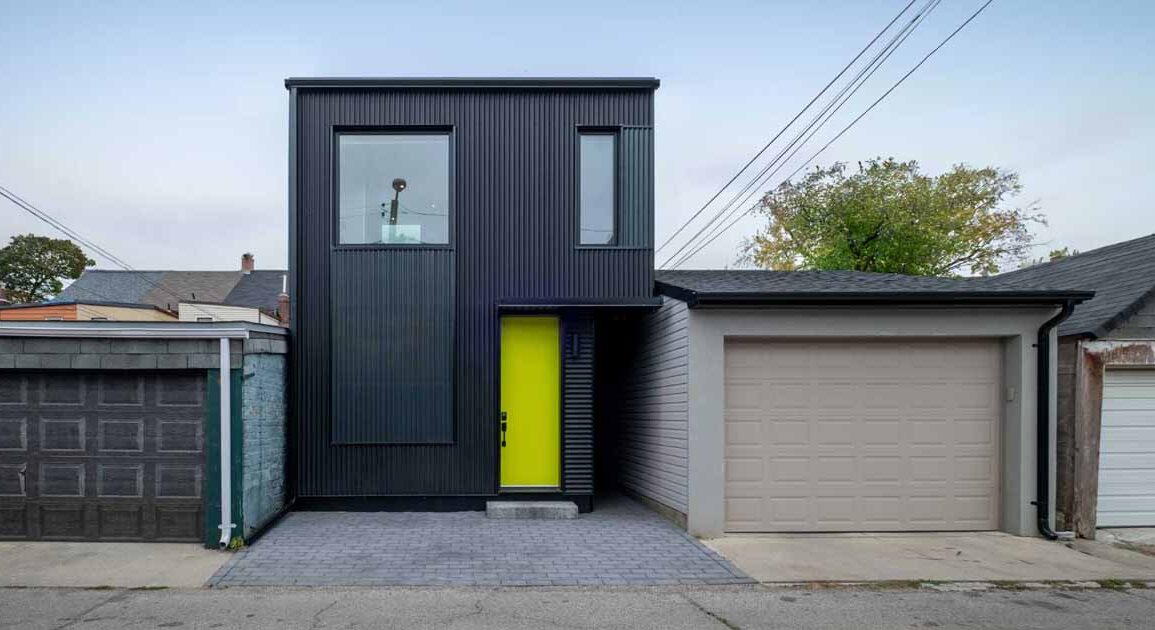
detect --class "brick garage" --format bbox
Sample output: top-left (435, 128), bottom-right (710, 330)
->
top-left (0, 321), bottom-right (287, 546)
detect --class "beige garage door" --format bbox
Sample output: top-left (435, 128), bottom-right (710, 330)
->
top-left (724, 339), bottom-right (1002, 532)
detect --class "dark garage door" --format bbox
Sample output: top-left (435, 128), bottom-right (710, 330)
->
top-left (0, 371), bottom-right (206, 541)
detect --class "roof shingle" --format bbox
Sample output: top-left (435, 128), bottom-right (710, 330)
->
top-left (991, 234), bottom-right (1155, 337)
top-left (55, 269), bottom-right (287, 314)
top-left (655, 269), bottom-right (1092, 307)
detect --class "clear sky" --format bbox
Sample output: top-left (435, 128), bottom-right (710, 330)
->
top-left (1, 0), bottom-right (1152, 271)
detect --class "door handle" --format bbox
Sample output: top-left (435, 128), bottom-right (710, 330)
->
top-left (500, 411), bottom-right (508, 447)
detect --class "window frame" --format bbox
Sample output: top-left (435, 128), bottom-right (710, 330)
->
top-left (331, 126), bottom-right (456, 250)
top-left (576, 127), bottom-right (620, 248)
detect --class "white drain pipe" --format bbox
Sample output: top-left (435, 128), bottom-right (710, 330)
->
top-left (219, 336), bottom-right (235, 549)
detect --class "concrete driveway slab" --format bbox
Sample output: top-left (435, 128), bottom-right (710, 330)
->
top-left (705, 532), bottom-right (1155, 583)
top-left (0, 542), bottom-right (228, 588)
top-left (1100, 528), bottom-right (1155, 554)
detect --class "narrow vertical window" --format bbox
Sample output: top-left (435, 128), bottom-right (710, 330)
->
top-left (579, 133), bottom-right (616, 245)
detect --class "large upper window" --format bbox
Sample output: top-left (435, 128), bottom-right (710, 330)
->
top-left (338, 133), bottom-right (450, 245)
top-left (579, 133), bottom-right (616, 245)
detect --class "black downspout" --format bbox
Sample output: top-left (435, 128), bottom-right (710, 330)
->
top-left (1036, 300), bottom-right (1076, 540)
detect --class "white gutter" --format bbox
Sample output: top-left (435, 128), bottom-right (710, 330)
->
top-left (218, 337), bottom-right (234, 549)
top-left (0, 323), bottom-right (278, 338)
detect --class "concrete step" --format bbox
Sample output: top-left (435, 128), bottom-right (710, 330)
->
top-left (486, 501), bottom-right (578, 520)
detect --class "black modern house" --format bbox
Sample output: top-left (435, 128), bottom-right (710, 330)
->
top-left (286, 77), bottom-right (660, 511)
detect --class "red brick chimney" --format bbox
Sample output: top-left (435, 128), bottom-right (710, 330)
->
top-left (241, 252), bottom-right (255, 273)
top-left (277, 292), bottom-right (290, 326)
top-left (276, 274), bottom-right (290, 326)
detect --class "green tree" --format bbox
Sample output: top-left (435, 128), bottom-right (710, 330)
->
top-left (0, 234), bottom-right (94, 303)
top-left (742, 158), bottom-right (1044, 276)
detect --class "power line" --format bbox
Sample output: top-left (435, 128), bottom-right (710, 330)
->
top-left (0, 185), bottom-right (136, 271)
top-left (661, 0), bottom-right (941, 269)
top-left (0, 185), bottom-right (222, 320)
top-left (668, 0), bottom-right (997, 269)
top-left (653, 0), bottom-right (920, 256)
top-left (665, 0), bottom-right (941, 269)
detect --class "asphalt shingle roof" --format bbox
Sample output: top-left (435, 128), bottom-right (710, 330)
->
top-left (224, 271), bottom-right (288, 312)
top-left (992, 233), bottom-right (1155, 337)
top-left (655, 269), bottom-right (1093, 307)
top-left (55, 269), bottom-right (287, 314)
top-left (55, 270), bottom-right (165, 304)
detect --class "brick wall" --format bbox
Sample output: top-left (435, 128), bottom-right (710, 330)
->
top-left (241, 348), bottom-right (287, 538)
top-left (0, 337), bottom-right (243, 370)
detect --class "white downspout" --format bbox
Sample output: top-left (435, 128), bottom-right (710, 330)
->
top-left (218, 337), bottom-right (234, 549)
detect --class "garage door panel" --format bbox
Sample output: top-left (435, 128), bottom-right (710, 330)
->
top-left (0, 371), bottom-right (206, 542)
top-left (0, 417), bottom-right (27, 450)
top-left (1096, 369), bottom-right (1155, 527)
top-left (0, 464), bottom-right (25, 496)
top-left (1100, 452), bottom-right (1155, 470)
top-left (0, 374), bottom-right (28, 404)
top-left (724, 339), bottom-right (1002, 532)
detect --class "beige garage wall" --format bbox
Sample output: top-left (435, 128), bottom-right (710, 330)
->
top-left (685, 307), bottom-right (1061, 538)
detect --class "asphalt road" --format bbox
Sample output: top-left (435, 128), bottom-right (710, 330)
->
top-left (2, 585), bottom-right (1155, 629)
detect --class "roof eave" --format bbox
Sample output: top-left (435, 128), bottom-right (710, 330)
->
top-left (656, 284), bottom-right (1095, 309)
top-left (284, 77), bottom-right (660, 90)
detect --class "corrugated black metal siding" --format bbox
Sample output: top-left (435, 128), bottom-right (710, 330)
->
top-left (330, 250), bottom-right (454, 444)
top-left (619, 127), bottom-right (654, 248)
top-left (562, 316), bottom-right (595, 494)
top-left (292, 87), bottom-right (654, 497)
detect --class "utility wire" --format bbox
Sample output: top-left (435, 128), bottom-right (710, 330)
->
top-left (0, 185), bottom-right (136, 271)
top-left (653, 0), bottom-right (919, 256)
top-left (668, 0), bottom-right (997, 269)
top-left (665, 0), bottom-right (942, 269)
top-left (0, 185), bottom-right (223, 320)
top-left (661, 0), bottom-right (940, 269)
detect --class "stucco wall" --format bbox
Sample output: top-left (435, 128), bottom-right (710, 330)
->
top-left (683, 306), bottom-right (1059, 538)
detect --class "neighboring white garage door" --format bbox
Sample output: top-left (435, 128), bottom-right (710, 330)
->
top-left (724, 339), bottom-right (1002, 532)
top-left (1096, 369), bottom-right (1155, 527)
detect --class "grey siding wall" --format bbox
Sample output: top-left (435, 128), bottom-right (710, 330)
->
top-left (614, 297), bottom-right (690, 515)
top-left (241, 351), bottom-right (287, 538)
top-left (1108, 293), bottom-right (1155, 339)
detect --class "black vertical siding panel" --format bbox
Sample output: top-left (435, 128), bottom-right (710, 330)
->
top-left (619, 127), bottom-right (654, 248)
top-left (563, 316), bottom-right (596, 494)
top-left (293, 88), bottom-right (654, 497)
top-left (330, 250), bottom-right (454, 444)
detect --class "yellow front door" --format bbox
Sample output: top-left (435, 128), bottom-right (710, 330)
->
top-left (500, 316), bottom-right (560, 489)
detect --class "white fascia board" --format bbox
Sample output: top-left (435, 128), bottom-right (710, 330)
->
top-left (0, 323), bottom-right (260, 338)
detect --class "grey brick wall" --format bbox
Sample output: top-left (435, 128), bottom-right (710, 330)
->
top-left (0, 337), bottom-right (243, 370)
top-left (240, 351), bottom-right (287, 538)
